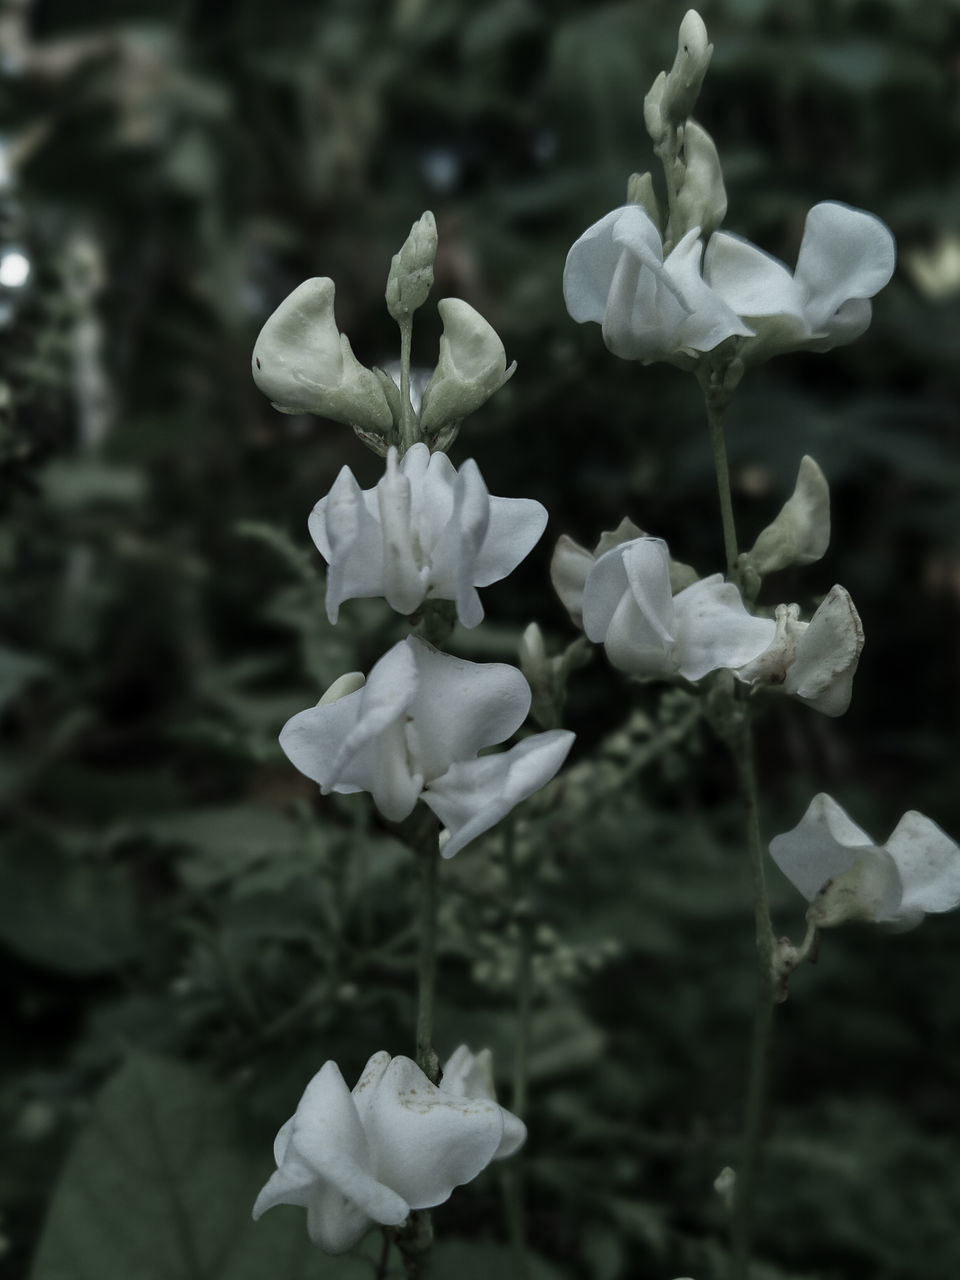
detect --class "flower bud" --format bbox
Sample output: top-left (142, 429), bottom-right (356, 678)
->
top-left (675, 120), bottom-right (727, 239)
top-left (318, 671), bottom-right (365, 706)
top-left (626, 171), bottom-right (662, 232)
top-left (744, 456), bottom-right (830, 578)
top-left (418, 298), bottom-right (515, 436)
top-left (385, 210), bottom-right (438, 322)
top-left (253, 278), bottom-right (394, 434)
top-left (643, 71), bottom-right (668, 145)
top-left (662, 10), bottom-right (713, 126)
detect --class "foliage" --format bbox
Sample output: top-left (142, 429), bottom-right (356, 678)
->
top-left (3, 1), bottom-right (960, 1278)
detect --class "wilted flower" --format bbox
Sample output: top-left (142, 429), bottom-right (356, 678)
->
top-left (280, 636), bottom-right (574, 858)
top-left (253, 1050), bottom-right (512, 1254)
top-left (580, 536), bottom-right (775, 682)
top-left (564, 201), bottom-right (895, 365)
top-left (309, 443), bottom-right (547, 628)
top-left (770, 793), bottom-right (960, 929)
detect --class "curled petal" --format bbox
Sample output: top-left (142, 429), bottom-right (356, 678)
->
top-left (794, 202), bottom-right (896, 334)
top-left (423, 730), bottom-right (575, 858)
top-left (783, 585), bottom-right (863, 716)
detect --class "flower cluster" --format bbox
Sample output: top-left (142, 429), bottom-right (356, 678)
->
top-left (253, 1048), bottom-right (525, 1254)
top-left (552, 527), bottom-right (863, 717)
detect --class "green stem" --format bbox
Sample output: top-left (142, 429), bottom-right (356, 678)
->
top-left (706, 394), bottom-right (740, 580)
top-left (398, 317), bottom-right (419, 454)
top-left (728, 713), bottom-right (777, 1280)
top-left (415, 828), bottom-right (441, 1084)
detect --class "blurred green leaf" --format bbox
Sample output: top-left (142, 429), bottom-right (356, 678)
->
top-left (30, 1054), bottom-right (395, 1280)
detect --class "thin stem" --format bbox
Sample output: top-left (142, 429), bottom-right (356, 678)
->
top-left (398, 317), bottom-right (419, 454)
top-left (415, 829), bottom-right (441, 1085)
top-left (706, 395), bottom-right (740, 580)
top-left (728, 713), bottom-right (777, 1280)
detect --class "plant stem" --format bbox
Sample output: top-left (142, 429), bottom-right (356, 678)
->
top-left (706, 393), bottom-right (740, 580)
top-left (415, 826), bottom-right (441, 1085)
top-left (398, 317), bottom-right (419, 454)
top-left (728, 712), bottom-right (777, 1280)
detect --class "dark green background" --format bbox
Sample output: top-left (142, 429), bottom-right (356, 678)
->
top-left (3, 1), bottom-right (960, 1277)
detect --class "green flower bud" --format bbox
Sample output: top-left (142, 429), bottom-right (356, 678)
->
top-left (662, 10), bottom-right (713, 126)
top-left (743, 455), bottom-right (830, 578)
top-left (643, 71), bottom-right (668, 145)
top-left (675, 119), bottom-right (727, 239)
top-left (418, 298), bottom-right (516, 436)
top-left (385, 210), bottom-right (438, 322)
top-left (252, 278), bottom-right (393, 435)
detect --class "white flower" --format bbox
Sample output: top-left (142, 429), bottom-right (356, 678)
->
top-left (440, 1045), bottom-right (527, 1158)
top-left (309, 443), bottom-right (547, 628)
top-left (581, 536), bottom-right (775, 681)
top-left (703, 201), bottom-right (896, 359)
top-left (252, 1051), bottom-right (507, 1254)
top-left (279, 636), bottom-right (574, 858)
top-left (770, 793), bottom-right (960, 929)
top-left (564, 201), bottom-right (895, 364)
top-left (563, 205), bottom-right (751, 362)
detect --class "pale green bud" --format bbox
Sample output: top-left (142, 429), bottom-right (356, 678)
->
top-left (418, 298), bottom-right (516, 436)
top-left (643, 71), bottom-right (668, 145)
top-left (252, 278), bottom-right (393, 434)
top-left (662, 10), bottom-right (713, 126)
top-left (317, 671), bottom-right (365, 706)
top-left (385, 210), bottom-right (438, 322)
top-left (744, 456), bottom-right (830, 578)
top-left (626, 171), bottom-right (663, 233)
top-left (675, 119), bottom-right (727, 239)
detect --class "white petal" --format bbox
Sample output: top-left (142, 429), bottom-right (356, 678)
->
top-left (405, 638), bottom-right (531, 781)
top-left (254, 1060), bottom-right (408, 1247)
top-left (620, 538), bottom-right (677, 645)
top-left (423, 730), bottom-right (575, 859)
top-left (563, 206), bottom-right (660, 324)
top-left (279, 690), bottom-right (365, 791)
top-left (550, 535), bottom-right (595, 630)
top-left (378, 448), bottom-right (429, 616)
top-left (474, 496), bottom-right (548, 588)
top-left (439, 1047), bottom-right (527, 1160)
top-left (703, 231), bottom-right (807, 325)
top-left (769, 793), bottom-right (901, 924)
top-left (601, 587), bottom-right (676, 677)
top-left (664, 230), bottom-right (755, 351)
top-left (672, 576), bottom-right (776, 681)
top-left (310, 466), bottom-right (385, 623)
top-left (794, 202), bottom-right (896, 332)
top-left (804, 297), bottom-right (873, 352)
top-left (439, 457), bottom-right (491, 628)
top-left (363, 1056), bottom-right (504, 1208)
top-left (581, 543), bottom-right (631, 643)
top-left (783, 585), bottom-right (863, 716)
top-left (885, 811), bottom-right (960, 917)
